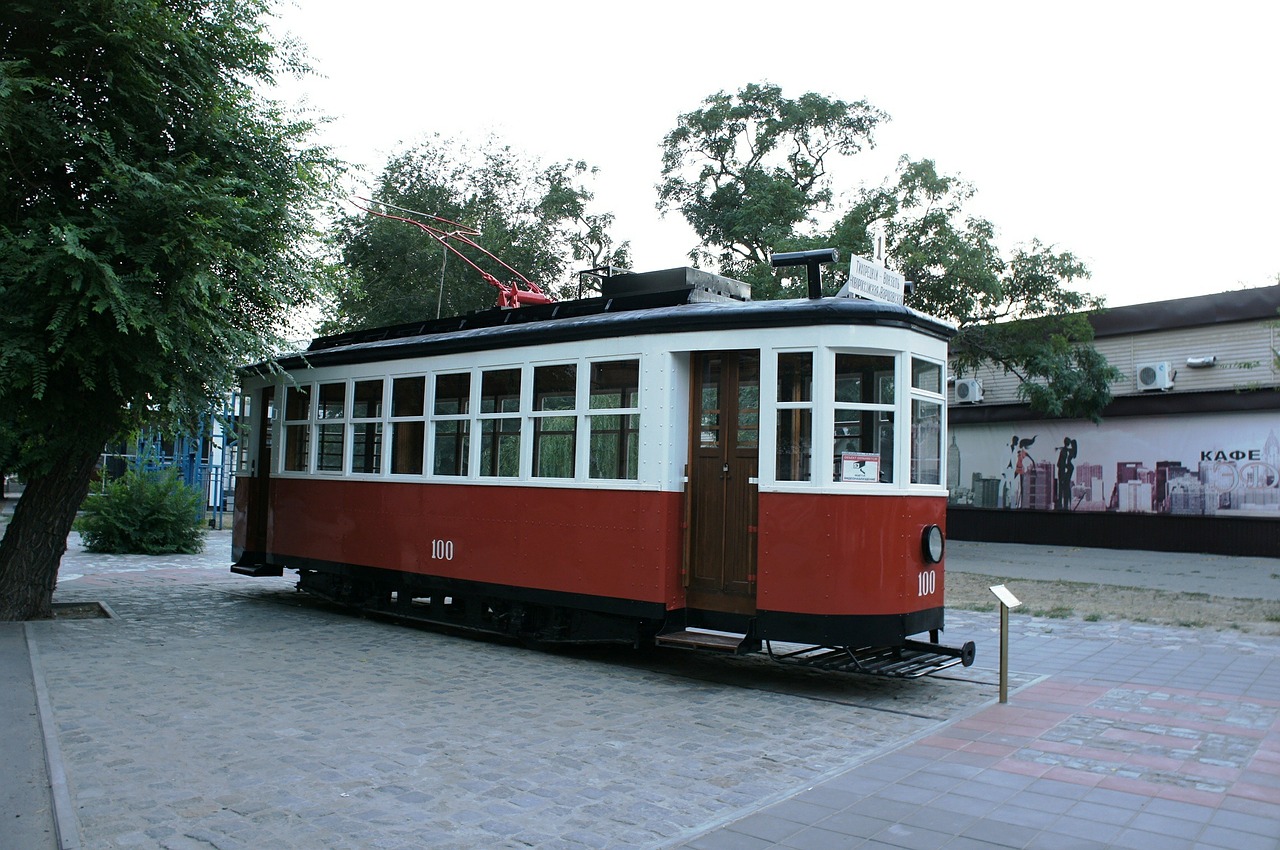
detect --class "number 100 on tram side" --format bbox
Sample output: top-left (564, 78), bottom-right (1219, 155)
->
top-left (231, 266), bottom-right (976, 678)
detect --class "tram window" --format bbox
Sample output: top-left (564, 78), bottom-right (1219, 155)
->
top-left (352, 380), bottom-right (383, 418)
top-left (391, 377), bottom-right (426, 475)
top-left (912, 358), bottom-right (943, 394)
top-left (833, 354), bottom-right (895, 483)
top-left (589, 360), bottom-right (638, 409)
top-left (394, 376), bottom-right (426, 416)
top-left (315, 382), bottom-right (346, 472)
top-left (283, 384), bottom-right (311, 472)
top-left (431, 373), bottom-right (470, 477)
top-left (589, 415), bottom-right (639, 480)
top-left (433, 373), bottom-right (469, 415)
top-left (392, 421), bottom-right (426, 475)
top-left (776, 353), bottom-right (813, 481)
top-left (317, 382), bottom-right (345, 419)
top-left (480, 418), bottom-right (519, 477)
top-left (911, 399), bottom-right (943, 485)
top-left (588, 360), bottom-right (639, 480)
top-left (284, 384), bottom-right (310, 420)
top-left (698, 357), bottom-right (721, 449)
top-left (481, 369), bottom-right (520, 413)
top-left (433, 420), bottom-right (469, 476)
top-left (737, 354), bottom-right (760, 448)
top-left (533, 365), bottom-right (576, 478)
top-left (351, 422), bottom-right (383, 474)
top-left (835, 354), bottom-right (894, 404)
top-left (479, 369), bottom-right (521, 477)
top-left (349, 380), bottom-right (383, 474)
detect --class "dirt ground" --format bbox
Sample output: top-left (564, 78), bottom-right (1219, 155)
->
top-left (947, 570), bottom-right (1280, 636)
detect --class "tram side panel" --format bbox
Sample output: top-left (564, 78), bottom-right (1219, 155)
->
top-left (259, 477), bottom-right (686, 608)
top-left (756, 492), bottom-right (947, 646)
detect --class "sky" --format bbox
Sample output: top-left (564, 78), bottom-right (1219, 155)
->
top-left (268, 0), bottom-right (1279, 308)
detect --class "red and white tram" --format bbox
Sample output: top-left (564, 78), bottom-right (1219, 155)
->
top-left (232, 266), bottom-right (974, 677)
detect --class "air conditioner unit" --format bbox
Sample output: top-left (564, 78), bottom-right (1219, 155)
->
top-left (1136, 361), bottom-right (1175, 391)
top-left (954, 378), bottom-right (983, 403)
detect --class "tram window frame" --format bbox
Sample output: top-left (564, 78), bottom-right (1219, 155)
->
top-left (832, 352), bottom-right (896, 484)
top-left (531, 363), bottom-right (577, 479)
top-left (314, 381), bottom-right (347, 473)
top-left (586, 358), bottom-right (640, 481)
top-left (478, 367), bottom-right (521, 478)
top-left (282, 383), bottom-right (312, 473)
top-left (909, 357), bottom-right (945, 486)
top-left (349, 379), bottom-right (385, 475)
top-left (775, 351), bottom-right (814, 482)
top-left (389, 375), bottom-right (426, 476)
top-left (430, 371), bottom-right (471, 477)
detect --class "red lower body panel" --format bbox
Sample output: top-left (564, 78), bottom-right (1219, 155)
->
top-left (757, 492), bottom-right (946, 617)
top-left (258, 478), bottom-right (685, 608)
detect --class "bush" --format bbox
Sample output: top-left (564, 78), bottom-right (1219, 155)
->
top-left (76, 467), bottom-right (206, 554)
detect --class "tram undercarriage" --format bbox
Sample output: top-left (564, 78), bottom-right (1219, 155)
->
top-left (262, 562), bottom-right (975, 679)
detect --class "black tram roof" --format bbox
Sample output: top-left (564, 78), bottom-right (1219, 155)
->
top-left (265, 270), bottom-right (955, 373)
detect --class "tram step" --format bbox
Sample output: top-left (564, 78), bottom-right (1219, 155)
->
top-left (230, 563), bottom-right (284, 577)
top-left (655, 629), bottom-right (754, 653)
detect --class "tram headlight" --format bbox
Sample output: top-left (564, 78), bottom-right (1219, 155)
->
top-left (921, 525), bottom-right (944, 564)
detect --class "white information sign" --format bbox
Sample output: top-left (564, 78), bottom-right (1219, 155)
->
top-left (841, 452), bottom-right (880, 482)
top-left (838, 256), bottom-right (905, 305)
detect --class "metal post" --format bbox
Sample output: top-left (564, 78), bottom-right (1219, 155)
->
top-left (989, 584), bottom-right (1021, 704)
top-left (999, 601), bottom-right (1010, 704)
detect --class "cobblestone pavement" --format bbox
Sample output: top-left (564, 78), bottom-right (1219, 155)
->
top-left (34, 532), bottom-right (1009, 850)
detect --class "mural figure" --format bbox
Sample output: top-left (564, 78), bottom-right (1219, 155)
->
top-left (1055, 437), bottom-right (1078, 511)
top-left (1001, 436), bottom-right (1018, 508)
top-left (1012, 435), bottom-right (1036, 509)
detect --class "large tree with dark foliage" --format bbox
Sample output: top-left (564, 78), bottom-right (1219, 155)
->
top-left (659, 84), bottom-right (1120, 421)
top-left (0, 0), bottom-right (339, 619)
top-left (324, 136), bottom-right (630, 333)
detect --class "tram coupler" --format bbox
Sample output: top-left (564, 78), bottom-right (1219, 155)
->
top-left (903, 638), bottom-right (976, 667)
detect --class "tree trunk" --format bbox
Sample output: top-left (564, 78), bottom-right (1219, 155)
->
top-left (0, 447), bottom-right (101, 621)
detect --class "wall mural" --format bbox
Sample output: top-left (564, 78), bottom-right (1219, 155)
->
top-left (947, 410), bottom-right (1280, 517)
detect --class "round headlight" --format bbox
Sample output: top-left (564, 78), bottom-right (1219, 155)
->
top-left (921, 525), bottom-right (944, 563)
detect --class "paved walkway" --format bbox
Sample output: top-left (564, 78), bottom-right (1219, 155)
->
top-left (4, 531), bottom-right (1279, 849)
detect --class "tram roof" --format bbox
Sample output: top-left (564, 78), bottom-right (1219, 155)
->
top-left (265, 284), bottom-right (955, 373)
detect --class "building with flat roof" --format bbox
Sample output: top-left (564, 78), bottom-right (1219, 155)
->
top-left (946, 284), bottom-right (1280, 556)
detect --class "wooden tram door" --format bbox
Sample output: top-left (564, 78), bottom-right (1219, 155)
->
top-left (685, 351), bottom-right (760, 616)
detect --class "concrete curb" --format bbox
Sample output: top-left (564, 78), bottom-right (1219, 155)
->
top-left (24, 623), bottom-right (81, 850)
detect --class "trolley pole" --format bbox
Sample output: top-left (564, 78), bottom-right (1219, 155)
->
top-left (989, 584), bottom-right (1021, 704)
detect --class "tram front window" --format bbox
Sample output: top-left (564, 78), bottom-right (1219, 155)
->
top-left (776, 352), bottom-right (813, 482)
top-left (833, 353), bottom-right (895, 483)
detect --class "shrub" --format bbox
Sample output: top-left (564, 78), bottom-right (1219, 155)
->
top-left (76, 467), bottom-right (206, 554)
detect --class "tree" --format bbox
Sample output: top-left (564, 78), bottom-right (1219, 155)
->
top-left (325, 136), bottom-right (630, 333)
top-left (0, 0), bottom-right (339, 619)
top-left (658, 83), bottom-right (1120, 420)
top-left (657, 82), bottom-right (886, 280)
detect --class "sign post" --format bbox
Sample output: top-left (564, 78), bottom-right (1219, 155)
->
top-left (989, 584), bottom-right (1022, 703)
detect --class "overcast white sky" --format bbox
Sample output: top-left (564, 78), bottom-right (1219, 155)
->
top-left (270, 0), bottom-right (1278, 308)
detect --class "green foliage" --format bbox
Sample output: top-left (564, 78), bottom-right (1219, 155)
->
top-left (658, 82), bottom-right (886, 268)
top-left (659, 84), bottom-right (1121, 421)
top-left (0, 0), bottom-right (341, 477)
top-left (76, 467), bottom-right (206, 555)
top-left (324, 136), bottom-right (630, 332)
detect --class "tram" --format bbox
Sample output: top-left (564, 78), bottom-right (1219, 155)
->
top-left (231, 262), bottom-right (975, 677)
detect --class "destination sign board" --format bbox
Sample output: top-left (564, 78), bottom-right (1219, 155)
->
top-left (838, 256), bottom-right (906, 305)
